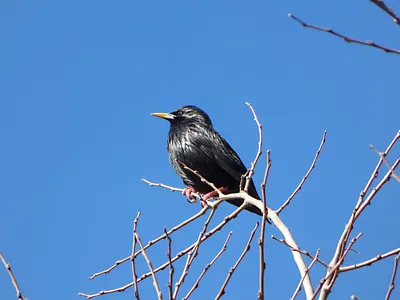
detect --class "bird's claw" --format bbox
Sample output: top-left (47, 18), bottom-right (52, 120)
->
top-left (182, 187), bottom-right (197, 203)
top-left (186, 197), bottom-right (197, 204)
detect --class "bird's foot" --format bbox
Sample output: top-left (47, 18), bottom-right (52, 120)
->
top-left (200, 187), bottom-right (228, 207)
top-left (182, 187), bottom-right (198, 203)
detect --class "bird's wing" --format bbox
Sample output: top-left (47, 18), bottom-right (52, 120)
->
top-left (197, 130), bottom-right (248, 182)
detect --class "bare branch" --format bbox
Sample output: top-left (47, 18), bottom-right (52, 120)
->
top-left (135, 203), bottom-right (247, 284)
top-left (323, 131), bottom-right (400, 297)
top-left (244, 102), bottom-right (263, 192)
top-left (355, 158), bottom-right (400, 219)
top-left (88, 201), bottom-right (211, 280)
top-left (142, 178), bottom-right (202, 200)
top-left (340, 248), bottom-right (400, 272)
top-left (261, 150), bottom-right (272, 204)
top-left (277, 130), bottom-right (327, 214)
top-left (183, 232), bottom-right (233, 300)
top-left (163, 228), bottom-right (174, 300)
top-left (79, 202), bottom-right (249, 299)
top-left (358, 130), bottom-right (400, 207)
top-left (216, 222), bottom-right (259, 299)
top-left (272, 236), bottom-right (329, 268)
top-left (0, 253), bottom-right (25, 300)
top-left (173, 209), bottom-right (217, 299)
top-left (289, 14), bottom-right (400, 55)
top-left (371, 0), bottom-right (400, 25)
top-left (292, 249), bottom-right (321, 300)
top-left (315, 233), bottom-right (363, 300)
top-left (259, 150), bottom-right (271, 300)
top-left (385, 253), bottom-right (400, 300)
top-left (135, 233), bottom-right (162, 300)
top-left (268, 211), bottom-right (315, 299)
top-left (370, 144), bottom-right (400, 183)
top-left (131, 211), bottom-right (141, 300)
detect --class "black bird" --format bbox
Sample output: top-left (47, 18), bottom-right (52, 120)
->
top-left (151, 105), bottom-right (262, 215)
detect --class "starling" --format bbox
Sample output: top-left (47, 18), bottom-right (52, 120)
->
top-left (151, 105), bottom-right (262, 216)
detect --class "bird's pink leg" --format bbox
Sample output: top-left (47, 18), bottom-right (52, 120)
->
top-left (182, 187), bottom-right (197, 203)
top-left (200, 187), bottom-right (228, 207)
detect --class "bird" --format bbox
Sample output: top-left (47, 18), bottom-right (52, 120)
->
top-left (151, 105), bottom-right (262, 216)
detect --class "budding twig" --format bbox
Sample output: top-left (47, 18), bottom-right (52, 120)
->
top-left (289, 14), bottom-right (400, 55)
top-left (216, 222), bottom-right (259, 299)
top-left (0, 253), bottom-right (25, 300)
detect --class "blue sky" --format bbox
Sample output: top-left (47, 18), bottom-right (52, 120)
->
top-left (1, 1), bottom-right (399, 299)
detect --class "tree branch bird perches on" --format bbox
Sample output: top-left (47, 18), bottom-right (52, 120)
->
top-left (151, 105), bottom-right (262, 215)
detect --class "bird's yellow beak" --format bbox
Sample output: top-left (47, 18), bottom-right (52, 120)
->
top-left (151, 112), bottom-right (175, 120)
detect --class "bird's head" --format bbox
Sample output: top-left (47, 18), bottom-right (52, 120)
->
top-left (151, 105), bottom-right (212, 127)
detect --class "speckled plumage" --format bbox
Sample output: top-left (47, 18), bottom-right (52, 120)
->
top-left (153, 105), bottom-right (262, 215)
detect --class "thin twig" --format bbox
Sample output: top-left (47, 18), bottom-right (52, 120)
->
top-left (88, 199), bottom-right (212, 280)
top-left (258, 150), bottom-right (271, 300)
top-left (173, 209), bottom-right (217, 299)
top-left (216, 222), bottom-right (259, 299)
top-left (272, 236), bottom-right (329, 268)
top-left (277, 130), bottom-right (327, 214)
top-left (261, 150), bottom-right (271, 204)
top-left (135, 233), bottom-right (163, 300)
top-left (370, 0), bottom-right (400, 24)
top-left (183, 232), bottom-right (233, 300)
top-left (289, 14), bottom-right (400, 55)
top-left (314, 233), bottom-right (363, 299)
top-left (355, 158), bottom-right (400, 219)
top-left (292, 249), bottom-right (321, 300)
top-left (0, 253), bottom-right (25, 300)
top-left (131, 211), bottom-right (141, 300)
top-left (385, 253), bottom-right (400, 300)
top-left (268, 210), bottom-right (315, 299)
top-left (79, 203), bottom-right (248, 299)
top-left (340, 248), bottom-right (400, 272)
top-left (320, 131), bottom-right (400, 300)
top-left (370, 144), bottom-right (400, 182)
top-left (142, 178), bottom-right (202, 200)
top-left (163, 228), bottom-right (174, 300)
top-left (244, 102), bottom-right (263, 192)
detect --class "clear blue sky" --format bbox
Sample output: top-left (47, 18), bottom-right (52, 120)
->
top-left (1, 1), bottom-right (399, 299)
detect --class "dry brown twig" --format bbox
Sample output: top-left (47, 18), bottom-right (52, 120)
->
top-left (216, 222), bottom-right (259, 299)
top-left (340, 248), bottom-right (400, 272)
top-left (163, 228), bottom-right (174, 300)
top-left (141, 178), bottom-right (202, 202)
top-left (314, 233), bottom-right (363, 299)
top-left (244, 102), bottom-right (263, 192)
top-left (386, 253), bottom-right (400, 300)
top-left (183, 232), bottom-right (233, 300)
top-left (78, 202), bottom-right (248, 299)
top-left (370, 144), bottom-right (400, 183)
top-left (371, 0), bottom-right (400, 24)
top-left (135, 232), bottom-right (162, 300)
top-left (277, 130), bottom-right (327, 214)
top-left (272, 236), bottom-right (329, 268)
top-left (131, 211), bottom-right (141, 300)
top-left (288, 14), bottom-right (400, 55)
top-left (258, 150), bottom-right (271, 300)
top-left (173, 208), bottom-right (217, 299)
top-left (292, 249), bottom-right (321, 300)
top-left (87, 197), bottom-right (214, 280)
top-left (0, 253), bottom-right (25, 300)
top-left (317, 130), bottom-right (400, 300)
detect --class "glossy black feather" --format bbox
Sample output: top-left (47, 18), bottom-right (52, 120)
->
top-left (157, 105), bottom-right (262, 215)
